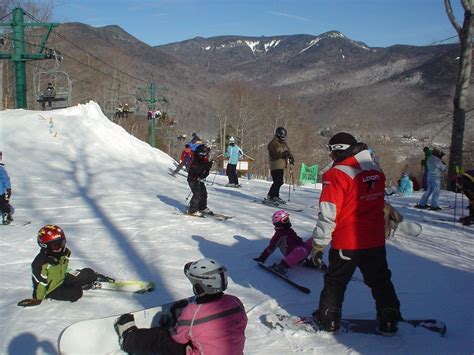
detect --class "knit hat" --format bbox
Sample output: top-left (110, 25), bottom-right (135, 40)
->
top-left (327, 132), bottom-right (358, 151)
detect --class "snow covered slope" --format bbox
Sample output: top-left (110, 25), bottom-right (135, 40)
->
top-left (0, 102), bottom-right (472, 354)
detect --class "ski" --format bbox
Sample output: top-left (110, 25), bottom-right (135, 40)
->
top-left (261, 313), bottom-right (446, 336)
top-left (252, 199), bottom-right (303, 212)
top-left (173, 211), bottom-right (234, 220)
top-left (1, 220), bottom-right (31, 227)
top-left (257, 261), bottom-right (310, 294)
top-left (18, 280), bottom-right (155, 306)
top-left (90, 280), bottom-right (155, 293)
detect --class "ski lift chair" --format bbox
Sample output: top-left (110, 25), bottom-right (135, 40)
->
top-left (34, 69), bottom-right (72, 110)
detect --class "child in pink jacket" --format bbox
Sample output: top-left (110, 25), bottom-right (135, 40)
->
top-left (115, 258), bottom-right (247, 355)
top-left (253, 210), bottom-right (316, 275)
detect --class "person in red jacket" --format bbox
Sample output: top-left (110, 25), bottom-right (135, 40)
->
top-left (115, 258), bottom-right (247, 355)
top-left (171, 144), bottom-right (193, 176)
top-left (309, 132), bottom-right (401, 335)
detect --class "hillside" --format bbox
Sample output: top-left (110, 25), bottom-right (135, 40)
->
top-left (0, 102), bottom-right (473, 354)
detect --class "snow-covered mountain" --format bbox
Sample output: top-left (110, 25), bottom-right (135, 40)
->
top-left (0, 102), bottom-right (472, 354)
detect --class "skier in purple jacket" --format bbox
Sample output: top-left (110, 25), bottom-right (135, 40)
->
top-left (253, 210), bottom-right (321, 275)
top-left (115, 258), bottom-right (247, 355)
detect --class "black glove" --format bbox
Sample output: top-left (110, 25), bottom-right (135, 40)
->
top-left (6, 188), bottom-right (11, 200)
top-left (289, 156), bottom-right (295, 165)
top-left (114, 313), bottom-right (136, 346)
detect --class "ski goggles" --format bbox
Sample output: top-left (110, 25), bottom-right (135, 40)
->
top-left (48, 238), bottom-right (66, 251)
top-left (326, 143), bottom-right (351, 152)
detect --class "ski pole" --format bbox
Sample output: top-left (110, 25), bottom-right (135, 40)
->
top-left (185, 190), bottom-right (192, 202)
top-left (210, 170), bottom-right (218, 186)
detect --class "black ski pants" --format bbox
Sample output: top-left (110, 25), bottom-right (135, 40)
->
top-left (47, 268), bottom-right (97, 302)
top-left (226, 163), bottom-right (239, 185)
top-left (268, 169), bottom-right (284, 198)
top-left (0, 194), bottom-right (11, 215)
top-left (318, 246), bottom-right (400, 319)
top-left (188, 180), bottom-right (207, 213)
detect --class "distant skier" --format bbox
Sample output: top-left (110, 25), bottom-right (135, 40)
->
top-left (115, 258), bottom-right (248, 355)
top-left (171, 144), bottom-right (193, 176)
top-left (415, 148), bottom-right (446, 211)
top-left (224, 137), bottom-right (243, 187)
top-left (309, 132), bottom-right (401, 335)
top-left (0, 151), bottom-right (13, 225)
top-left (253, 210), bottom-right (323, 275)
top-left (420, 147), bottom-right (432, 190)
top-left (26, 225), bottom-right (113, 306)
top-left (187, 144), bottom-right (213, 216)
top-left (398, 173), bottom-right (414, 197)
top-left (265, 127), bottom-right (294, 205)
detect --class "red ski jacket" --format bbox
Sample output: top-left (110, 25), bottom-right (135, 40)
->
top-left (312, 149), bottom-right (386, 250)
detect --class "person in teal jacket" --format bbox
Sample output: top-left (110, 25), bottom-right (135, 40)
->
top-left (398, 173), bottom-right (413, 197)
top-left (224, 137), bottom-right (243, 187)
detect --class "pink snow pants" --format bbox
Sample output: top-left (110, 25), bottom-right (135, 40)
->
top-left (283, 238), bottom-right (313, 268)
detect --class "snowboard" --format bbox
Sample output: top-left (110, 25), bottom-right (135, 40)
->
top-left (18, 280), bottom-right (155, 307)
top-left (393, 221), bottom-right (422, 237)
top-left (58, 296), bottom-right (194, 354)
top-left (257, 261), bottom-right (310, 294)
top-left (261, 313), bottom-right (446, 337)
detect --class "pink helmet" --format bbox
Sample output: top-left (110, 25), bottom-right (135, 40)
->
top-left (272, 210), bottom-right (290, 227)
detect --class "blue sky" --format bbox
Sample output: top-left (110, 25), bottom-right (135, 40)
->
top-left (53, 0), bottom-right (464, 47)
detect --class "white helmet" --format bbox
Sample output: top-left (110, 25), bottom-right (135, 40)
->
top-left (229, 137), bottom-right (235, 144)
top-left (184, 258), bottom-right (228, 295)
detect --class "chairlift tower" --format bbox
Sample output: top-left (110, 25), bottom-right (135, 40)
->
top-left (138, 83), bottom-right (167, 148)
top-left (0, 7), bottom-right (59, 108)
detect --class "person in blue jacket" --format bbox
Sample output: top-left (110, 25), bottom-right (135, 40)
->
top-left (398, 173), bottom-right (413, 197)
top-left (0, 151), bottom-right (13, 225)
top-left (224, 137), bottom-right (243, 187)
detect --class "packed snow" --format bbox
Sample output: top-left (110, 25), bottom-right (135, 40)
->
top-left (0, 102), bottom-right (473, 354)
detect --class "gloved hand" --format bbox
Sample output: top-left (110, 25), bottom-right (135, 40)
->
top-left (253, 256), bottom-right (265, 263)
top-left (6, 188), bottom-right (11, 200)
top-left (289, 156), bottom-right (295, 166)
top-left (282, 150), bottom-right (291, 159)
top-left (114, 313), bottom-right (136, 345)
top-left (309, 243), bottom-right (325, 269)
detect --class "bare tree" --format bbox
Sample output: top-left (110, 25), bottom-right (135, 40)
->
top-left (444, 0), bottom-right (472, 185)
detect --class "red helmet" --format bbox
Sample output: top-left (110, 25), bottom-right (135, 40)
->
top-left (37, 224), bottom-right (66, 252)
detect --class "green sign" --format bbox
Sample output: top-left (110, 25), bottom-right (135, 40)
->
top-left (299, 163), bottom-right (318, 184)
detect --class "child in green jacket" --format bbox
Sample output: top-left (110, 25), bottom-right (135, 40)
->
top-left (30, 224), bottom-right (110, 305)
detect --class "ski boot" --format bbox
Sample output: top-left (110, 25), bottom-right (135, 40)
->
top-left (2, 213), bottom-right (11, 225)
top-left (313, 307), bottom-right (341, 332)
top-left (199, 208), bottom-right (214, 215)
top-left (270, 261), bottom-right (289, 276)
top-left (377, 308), bottom-right (401, 336)
top-left (96, 273), bottom-right (115, 283)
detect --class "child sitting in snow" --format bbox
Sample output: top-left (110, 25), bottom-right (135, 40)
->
top-left (253, 210), bottom-right (323, 275)
top-left (22, 224), bottom-right (113, 306)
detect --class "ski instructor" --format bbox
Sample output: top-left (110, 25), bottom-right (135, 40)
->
top-left (309, 132), bottom-right (401, 335)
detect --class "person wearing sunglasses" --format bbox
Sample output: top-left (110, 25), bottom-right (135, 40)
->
top-left (115, 258), bottom-right (247, 355)
top-left (28, 225), bottom-right (113, 306)
top-left (309, 132), bottom-right (401, 335)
